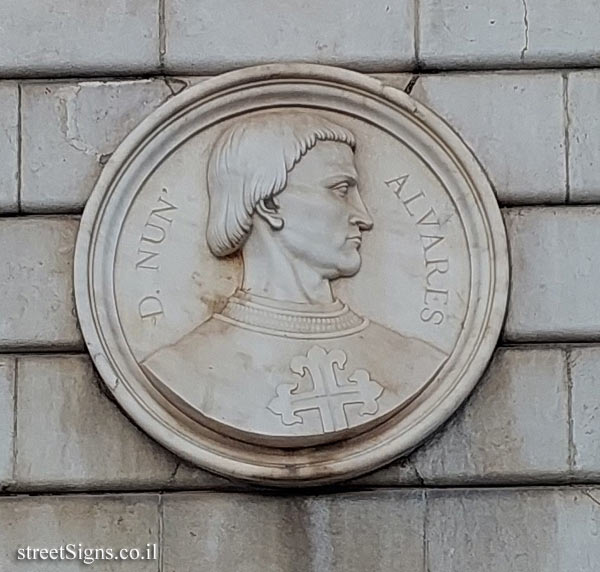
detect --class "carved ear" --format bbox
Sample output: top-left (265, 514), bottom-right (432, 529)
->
top-left (256, 198), bottom-right (284, 231)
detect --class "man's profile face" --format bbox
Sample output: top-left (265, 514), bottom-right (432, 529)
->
top-left (274, 141), bottom-right (373, 280)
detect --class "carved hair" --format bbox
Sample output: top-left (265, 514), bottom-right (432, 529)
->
top-left (206, 111), bottom-right (356, 257)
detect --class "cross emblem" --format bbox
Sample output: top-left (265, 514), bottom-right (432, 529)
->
top-left (268, 345), bottom-right (384, 433)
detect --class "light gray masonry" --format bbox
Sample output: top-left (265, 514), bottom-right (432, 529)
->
top-left (570, 346), bottom-right (600, 478)
top-left (0, 358), bottom-right (15, 486)
top-left (1, 1), bottom-right (600, 567)
top-left (6, 346), bottom-right (597, 490)
top-left (567, 71), bottom-right (600, 203)
top-left (12, 70), bottom-right (600, 212)
top-left (162, 491), bottom-right (426, 572)
top-left (18, 75), bottom-right (415, 213)
top-left (0, 0), bottom-right (159, 76)
top-left (419, 0), bottom-right (528, 68)
top-left (3, 488), bottom-right (597, 571)
top-left (21, 79), bottom-right (176, 212)
top-left (163, 0), bottom-right (415, 73)
top-left (428, 487), bottom-right (600, 571)
top-left (419, 0), bottom-right (600, 69)
top-left (0, 494), bottom-right (159, 571)
top-left (0, 2), bottom-right (599, 77)
top-left (15, 355), bottom-right (221, 491)
top-left (15, 68), bottom-right (600, 212)
top-left (504, 207), bottom-right (600, 342)
top-left (0, 83), bottom-right (18, 212)
top-left (411, 72), bottom-right (566, 204)
top-left (3, 209), bottom-right (599, 352)
top-left (0, 217), bottom-right (81, 350)
top-left (12, 353), bottom-right (416, 490)
top-left (413, 347), bottom-right (569, 484)
top-left (14, 72), bottom-right (573, 212)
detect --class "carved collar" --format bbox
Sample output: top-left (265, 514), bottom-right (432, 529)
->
top-left (214, 291), bottom-right (368, 339)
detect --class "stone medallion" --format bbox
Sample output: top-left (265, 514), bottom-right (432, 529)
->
top-left (74, 64), bottom-right (509, 486)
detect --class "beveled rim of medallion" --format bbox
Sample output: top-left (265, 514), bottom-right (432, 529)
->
top-left (75, 63), bottom-right (509, 487)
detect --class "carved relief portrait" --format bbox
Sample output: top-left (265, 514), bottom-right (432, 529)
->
top-left (75, 65), bottom-right (508, 485)
top-left (141, 112), bottom-right (446, 445)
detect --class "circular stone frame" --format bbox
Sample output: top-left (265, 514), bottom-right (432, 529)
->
top-left (75, 64), bottom-right (509, 486)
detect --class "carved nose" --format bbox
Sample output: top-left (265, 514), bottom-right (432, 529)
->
top-left (350, 191), bottom-right (374, 231)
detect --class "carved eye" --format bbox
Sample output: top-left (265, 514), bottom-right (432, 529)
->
top-left (331, 182), bottom-right (350, 197)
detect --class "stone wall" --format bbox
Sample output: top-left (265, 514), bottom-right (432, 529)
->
top-left (1, 2), bottom-right (600, 570)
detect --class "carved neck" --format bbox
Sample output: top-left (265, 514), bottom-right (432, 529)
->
top-left (216, 291), bottom-right (368, 339)
top-left (240, 227), bottom-right (333, 304)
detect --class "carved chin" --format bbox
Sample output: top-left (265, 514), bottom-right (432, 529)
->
top-left (335, 253), bottom-right (362, 278)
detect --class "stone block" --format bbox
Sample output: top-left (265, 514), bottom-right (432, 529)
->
top-left (0, 217), bottom-right (81, 350)
top-left (568, 71), bottom-right (600, 203)
top-left (15, 355), bottom-right (226, 490)
top-left (0, 83), bottom-right (18, 213)
top-left (413, 348), bottom-right (569, 484)
top-left (164, 0), bottom-right (415, 73)
top-left (162, 491), bottom-right (426, 572)
top-left (0, 494), bottom-right (159, 571)
top-left (411, 72), bottom-right (565, 204)
top-left (570, 347), bottom-right (600, 477)
top-left (524, 0), bottom-right (600, 66)
top-left (419, 0), bottom-right (526, 68)
top-left (0, 0), bottom-right (158, 76)
top-left (0, 358), bottom-right (15, 485)
top-left (504, 207), bottom-right (600, 341)
top-left (419, 0), bottom-right (600, 69)
top-left (427, 487), bottom-right (600, 571)
top-left (21, 79), bottom-right (175, 212)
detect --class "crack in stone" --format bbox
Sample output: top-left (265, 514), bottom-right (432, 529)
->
top-left (167, 461), bottom-right (182, 485)
top-left (563, 73), bottom-right (572, 203)
top-left (520, 0), bottom-right (530, 61)
top-left (16, 84), bottom-right (22, 213)
top-left (414, 0), bottom-right (421, 66)
top-left (583, 490), bottom-right (600, 509)
top-left (404, 74), bottom-right (420, 95)
top-left (163, 77), bottom-right (188, 98)
top-left (409, 457), bottom-right (425, 486)
top-left (57, 86), bottom-right (102, 159)
top-left (565, 348), bottom-right (577, 471)
top-left (423, 489), bottom-right (430, 572)
top-left (157, 494), bottom-right (164, 572)
top-left (11, 358), bottom-right (18, 485)
top-left (158, 0), bottom-right (166, 69)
